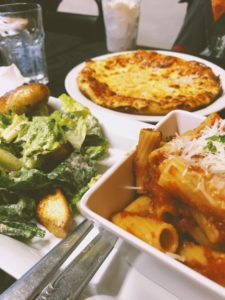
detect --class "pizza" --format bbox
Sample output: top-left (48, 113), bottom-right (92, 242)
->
top-left (77, 50), bottom-right (223, 115)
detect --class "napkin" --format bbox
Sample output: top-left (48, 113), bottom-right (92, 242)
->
top-left (0, 64), bottom-right (25, 96)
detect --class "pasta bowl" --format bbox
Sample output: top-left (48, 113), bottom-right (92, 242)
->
top-left (80, 110), bottom-right (225, 300)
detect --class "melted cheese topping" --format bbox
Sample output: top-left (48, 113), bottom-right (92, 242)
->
top-left (78, 50), bottom-right (222, 115)
top-left (93, 61), bottom-right (216, 101)
top-left (168, 120), bottom-right (225, 174)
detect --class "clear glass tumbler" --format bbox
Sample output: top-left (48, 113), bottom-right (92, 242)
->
top-left (102, 0), bottom-right (141, 52)
top-left (0, 3), bottom-right (48, 84)
top-left (209, 33), bottom-right (225, 59)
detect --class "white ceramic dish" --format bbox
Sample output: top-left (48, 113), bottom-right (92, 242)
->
top-left (65, 50), bottom-right (225, 123)
top-left (80, 110), bottom-right (225, 300)
top-left (78, 240), bottom-right (180, 300)
top-left (0, 96), bottom-right (154, 280)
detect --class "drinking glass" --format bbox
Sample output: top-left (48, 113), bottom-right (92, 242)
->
top-left (0, 3), bottom-right (48, 84)
top-left (208, 33), bottom-right (225, 59)
top-left (102, 0), bottom-right (141, 52)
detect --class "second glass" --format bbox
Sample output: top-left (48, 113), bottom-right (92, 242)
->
top-left (0, 3), bottom-right (48, 84)
top-left (102, 0), bottom-right (141, 52)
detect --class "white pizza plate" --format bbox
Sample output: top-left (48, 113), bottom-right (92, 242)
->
top-left (65, 50), bottom-right (225, 123)
top-left (80, 109), bottom-right (225, 300)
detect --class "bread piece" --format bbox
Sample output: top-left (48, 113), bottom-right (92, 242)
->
top-left (0, 83), bottom-right (50, 115)
top-left (36, 188), bottom-right (73, 238)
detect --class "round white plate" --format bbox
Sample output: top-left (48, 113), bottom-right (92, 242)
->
top-left (65, 50), bottom-right (225, 123)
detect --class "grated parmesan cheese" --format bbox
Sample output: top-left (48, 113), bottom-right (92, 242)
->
top-left (167, 119), bottom-right (225, 174)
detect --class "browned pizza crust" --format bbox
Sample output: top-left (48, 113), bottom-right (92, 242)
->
top-left (77, 50), bottom-right (223, 115)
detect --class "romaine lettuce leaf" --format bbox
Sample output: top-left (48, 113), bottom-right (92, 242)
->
top-left (58, 94), bottom-right (108, 158)
top-left (49, 151), bottom-right (97, 198)
top-left (0, 198), bottom-right (36, 221)
top-left (59, 93), bottom-right (89, 114)
top-left (0, 112), bottom-right (11, 129)
top-left (71, 174), bottom-right (101, 211)
top-left (16, 116), bottom-right (66, 168)
top-left (0, 114), bottom-right (28, 143)
top-left (0, 151), bottom-right (97, 201)
top-left (0, 95), bottom-right (107, 171)
top-left (0, 94), bottom-right (108, 239)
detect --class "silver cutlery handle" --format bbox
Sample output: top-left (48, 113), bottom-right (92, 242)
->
top-left (36, 230), bottom-right (117, 300)
top-left (1, 219), bottom-right (93, 300)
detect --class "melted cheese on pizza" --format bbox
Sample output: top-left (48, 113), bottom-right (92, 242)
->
top-left (77, 50), bottom-right (223, 115)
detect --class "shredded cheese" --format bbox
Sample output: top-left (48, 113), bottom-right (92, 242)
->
top-left (167, 119), bottom-right (225, 174)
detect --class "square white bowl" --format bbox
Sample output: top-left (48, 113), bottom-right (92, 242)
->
top-left (80, 110), bottom-right (225, 300)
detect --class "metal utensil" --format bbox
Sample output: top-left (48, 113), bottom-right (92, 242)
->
top-left (36, 230), bottom-right (117, 300)
top-left (1, 219), bottom-right (93, 300)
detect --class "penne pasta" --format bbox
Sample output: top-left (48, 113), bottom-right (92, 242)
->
top-left (146, 149), bottom-right (178, 222)
top-left (158, 157), bottom-right (225, 219)
top-left (111, 114), bottom-right (225, 287)
top-left (124, 195), bottom-right (152, 216)
top-left (180, 242), bottom-right (225, 286)
top-left (172, 203), bottom-right (211, 245)
top-left (182, 113), bottom-right (221, 138)
top-left (152, 192), bottom-right (177, 223)
top-left (134, 129), bottom-right (161, 193)
top-left (111, 212), bottom-right (178, 253)
top-left (190, 209), bottom-right (222, 244)
top-left (188, 225), bottom-right (211, 246)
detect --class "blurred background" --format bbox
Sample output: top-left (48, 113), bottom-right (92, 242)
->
top-left (58, 0), bottom-right (187, 49)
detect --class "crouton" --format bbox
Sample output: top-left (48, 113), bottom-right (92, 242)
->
top-left (36, 188), bottom-right (73, 238)
top-left (0, 83), bottom-right (50, 115)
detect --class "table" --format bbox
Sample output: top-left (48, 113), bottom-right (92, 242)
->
top-left (0, 29), bottom-right (225, 295)
top-left (44, 31), bottom-right (225, 118)
top-left (45, 32), bottom-right (108, 97)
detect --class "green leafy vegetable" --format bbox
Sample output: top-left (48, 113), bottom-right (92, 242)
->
top-left (16, 116), bottom-right (66, 168)
top-left (66, 116), bottom-right (87, 149)
top-left (206, 141), bottom-right (217, 153)
top-left (48, 151), bottom-right (97, 198)
top-left (0, 151), bottom-right (97, 199)
top-left (0, 198), bottom-right (36, 221)
top-left (205, 134), bottom-right (225, 153)
top-left (71, 174), bottom-right (101, 211)
top-left (0, 219), bottom-right (45, 239)
top-left (58, 94), bottom-right (108, 156)
top-left (0, 148), bottom-right (22, 172)
top-left (59, 93), bottom-right (89, 114)
top-left (1, 114), bottom-right (28, 143)
top-left (0, 168), bottom-right (49, 191)
top-left (0, 93), bottom-right (108, 239)
top-left (206, 135), bottom-right (225, 143)
top-left (0, 112), bottom-right (11, 128)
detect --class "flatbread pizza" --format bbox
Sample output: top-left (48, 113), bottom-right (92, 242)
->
top-left (77, 50), bottom-right (222, 115)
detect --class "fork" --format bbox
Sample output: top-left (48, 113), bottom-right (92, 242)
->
top-left (36, 228), bottom-right (117, 300)
top-left (1, 219), bottom-right (117, 300)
